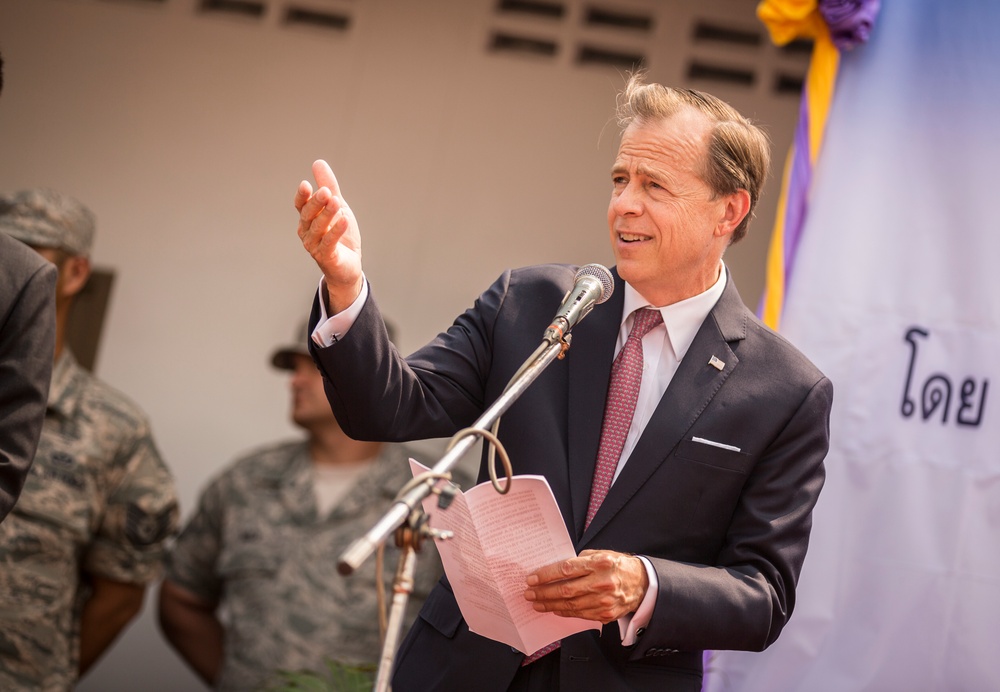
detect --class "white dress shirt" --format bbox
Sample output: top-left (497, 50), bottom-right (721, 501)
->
top-left (614, 264), bottom-right (727, 481)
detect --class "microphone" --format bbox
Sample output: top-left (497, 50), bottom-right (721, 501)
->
top-left (544, 264), bottom-right (614, 343)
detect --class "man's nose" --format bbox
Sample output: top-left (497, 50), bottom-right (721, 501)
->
top-left (612, 182), bottom-right (642, 215)
top-left (290, 365), bottom-right (311, 386)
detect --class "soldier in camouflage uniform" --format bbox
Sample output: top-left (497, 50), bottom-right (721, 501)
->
top-left (159, 323), bottom-right (455, 691)
top-left (0, 189), bottom-right (180, 691)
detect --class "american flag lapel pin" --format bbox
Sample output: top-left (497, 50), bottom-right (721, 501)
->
top-left (708, 355), bottom-right (725, 371)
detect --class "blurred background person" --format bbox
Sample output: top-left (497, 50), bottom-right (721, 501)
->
top-left (158, 319), bottom-right (456, 691)
top-left (0, 52), bottom-right (57, 523)
top-left (0, 188), bottom-right (180, 691)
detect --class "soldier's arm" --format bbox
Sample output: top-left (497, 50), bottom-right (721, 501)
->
top-left (157, 578), bottom-right (225, 686)
top-left (77, 576), bottom-right (145, 675)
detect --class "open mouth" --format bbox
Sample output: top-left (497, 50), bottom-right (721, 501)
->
top-left (618, 233), bottom-right (649, 243)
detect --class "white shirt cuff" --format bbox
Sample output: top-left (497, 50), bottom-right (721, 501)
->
top-left (618, 556), bottom-right (657, 646)
top-left (310, 276), bottom-right (369, 348)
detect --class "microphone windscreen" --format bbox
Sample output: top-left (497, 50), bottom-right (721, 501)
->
top-left (575, 263), bottom-right (614, 304)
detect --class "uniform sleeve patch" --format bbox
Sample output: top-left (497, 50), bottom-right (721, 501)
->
top-left (125, 504), bottom-right (175, 547)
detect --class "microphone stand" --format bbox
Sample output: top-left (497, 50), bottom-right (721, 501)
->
top-left (375, 523), bottom-right (417, 692)
top-left (339, 334), bottom-right (573, 692)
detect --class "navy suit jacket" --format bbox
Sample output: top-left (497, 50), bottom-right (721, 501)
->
top-left (0, 234), bottom-right (56, 522)
top-left (310, 264), bottom-right (833, 691)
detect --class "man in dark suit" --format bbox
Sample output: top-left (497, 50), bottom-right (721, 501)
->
top-left (294, 74), bottom-right (833, 691)
top-left (0, 52), bottom-right (58, 522)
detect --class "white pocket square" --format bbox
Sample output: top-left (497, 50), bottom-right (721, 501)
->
top-left (691, 436), bottom-right (741, 453)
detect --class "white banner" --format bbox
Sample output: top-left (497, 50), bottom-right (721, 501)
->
top-left (709, 0), bottom-right (1000, 689)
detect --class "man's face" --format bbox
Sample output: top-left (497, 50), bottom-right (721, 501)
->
top-left (289, 354), bottom-right (338, 430)
top-left (607, 108), bottom-right (738, 306)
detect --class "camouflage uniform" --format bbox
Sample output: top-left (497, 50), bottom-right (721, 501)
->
top-left (165, 440), bottom-right (446, 692)
top-left (0, 350), bottom-right (179, 692)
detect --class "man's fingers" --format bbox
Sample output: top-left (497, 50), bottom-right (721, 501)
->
top-left (523, 551), bottom-right (648, 623)
top-left (323, 203), bottom-right (352, 245)
top-left (297, 185), bottom-right (324, 228)
top-left (300, 199), bottom-right (347, 255)
top-left (524, 558), bottom-right (593, 606)
top-left (298, 187), bottom-right (338, 240)
top-left (312, 160), bottom-right (340, 196)
top-left (297, 161), bottom-right (345, 247)
top-left (294, 180), bottom-right (314, 214)
top-left (317, 211), bottom-right (350, 256)
top-left (528, 557), bottom-right (588, 586)
top-left (524, 578), bottom-right (621, 623)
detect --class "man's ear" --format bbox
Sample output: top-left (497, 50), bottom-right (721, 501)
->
top-left (714, 189), bottom-right (751, 240)
top-left (61, 255), bottom-right (92, 298)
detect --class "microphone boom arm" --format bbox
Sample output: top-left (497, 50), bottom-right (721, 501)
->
top-left (336, 334), bottom-right (570, 576)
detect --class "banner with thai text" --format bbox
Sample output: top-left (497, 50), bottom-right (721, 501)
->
top-left (708, 0), bottom-right (1000, 689)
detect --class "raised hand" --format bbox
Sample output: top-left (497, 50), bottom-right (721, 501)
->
top-left (295, 159), bottom-right (365, 314)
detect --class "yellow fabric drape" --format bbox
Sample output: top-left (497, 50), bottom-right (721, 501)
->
top-left (758, 0), bottom-right (840, 330)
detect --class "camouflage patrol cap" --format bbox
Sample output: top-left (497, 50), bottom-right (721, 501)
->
top-left (271, 320), bottom-right (312, 371)
top-left (0, 188), bottom-right (95, 256)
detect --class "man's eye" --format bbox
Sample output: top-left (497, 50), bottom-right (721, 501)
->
top-left (612, 176), bottom-right (627, 185)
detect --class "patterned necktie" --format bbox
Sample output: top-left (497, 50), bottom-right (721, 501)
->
top-left (585, 307), bottom-right (663, 530)
top-left (522, 308), bottom-right (662, 668)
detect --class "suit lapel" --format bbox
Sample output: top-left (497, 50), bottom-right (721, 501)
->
top-left (565, 270), bottom-right (625, 539)
top-left (578, 274), bottom-right (749, 547)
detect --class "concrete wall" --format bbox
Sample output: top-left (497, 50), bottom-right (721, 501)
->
top-left (0, 0), bottom-right (805, 688)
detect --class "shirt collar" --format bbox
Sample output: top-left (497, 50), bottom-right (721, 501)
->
top-left (621, 262), bottom-right (727, 361)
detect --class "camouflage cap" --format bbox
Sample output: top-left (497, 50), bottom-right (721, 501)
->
top-left (271, 320), bottom-right (312, 371)
top-left (0, 188), bottom-right (95, 256)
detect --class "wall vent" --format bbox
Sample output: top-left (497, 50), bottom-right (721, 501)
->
top-left (199, 0), bottom-right (265, 19)
top-left (490, 32), bottom-right (560, 58)
top-left (497, 0), bottom-right (566, 19)
top-left (686, 61), bottom-right (755, 86)
top-left (285, 7), bottom-right (351, 31)
top-left (774, 73), bottom-right (805, 94)
top-left (692, 21), bottom-right (761, 47)
top-left (781, 38), bottom-right (814, 55)
top-left (577, 45), bottom-right (645, 70)
top-left (584, 7), bottom-right (653, 32)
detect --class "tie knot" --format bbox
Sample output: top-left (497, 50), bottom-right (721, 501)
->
top-left (628, 308), bottom-right (663, 340)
